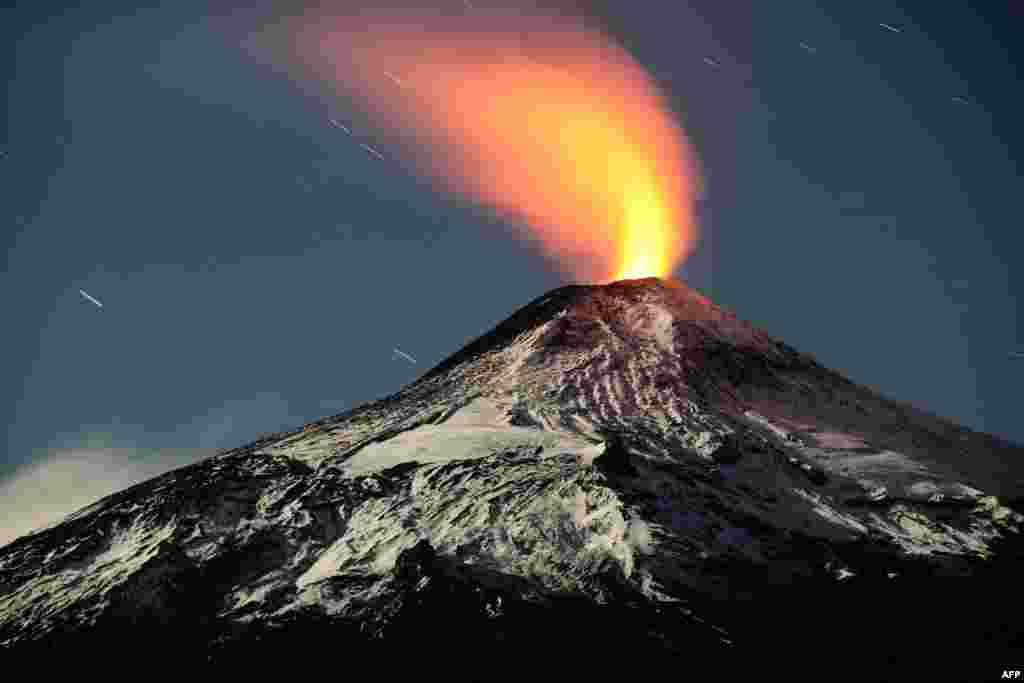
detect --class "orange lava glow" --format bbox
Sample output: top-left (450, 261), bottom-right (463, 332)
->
top-left (292, 7), bottom-right (699, 283)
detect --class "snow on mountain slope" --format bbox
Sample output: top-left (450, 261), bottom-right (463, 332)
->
top-left (1, 277), bottom-right (1021, 675)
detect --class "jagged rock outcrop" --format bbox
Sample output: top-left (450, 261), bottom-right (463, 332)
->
top-left (2, 278), bottom-right (1021, 679)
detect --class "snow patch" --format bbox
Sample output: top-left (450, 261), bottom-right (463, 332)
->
top-left (681, 430), bottom-right (722, 459)
top-left (567, 414), bottom-right (601, 440)
top-left (573, 491), bottom-right (619, 533)
top-left (230, 580), bottom-right (279, 611)
top-left (342, 424), bottom-right (591, 478)
top-left (625, 517), bottom-right (655, 555)
top-left (0, 518), bottom-right (179, 633)
top-left (297, 505), bottom-right (419, 589)
top-left (574, 442), bottom-right (606, 466)
top-left (441, 397), bottom-right (513, 428)
top-left (89, 518), bottom-right (177, 571)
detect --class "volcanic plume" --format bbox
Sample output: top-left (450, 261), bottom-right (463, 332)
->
top-left (2, 277), bottom-right (1022, 678)
top-left (288, 5), bottom-right (699, 282)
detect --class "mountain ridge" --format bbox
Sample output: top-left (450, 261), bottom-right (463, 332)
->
top-left (1, 276), bottom-right (1021, 678)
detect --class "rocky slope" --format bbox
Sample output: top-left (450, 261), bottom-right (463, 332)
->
top-left (1, 277), bottom-right (1021, 679)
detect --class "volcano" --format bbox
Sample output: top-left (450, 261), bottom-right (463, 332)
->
top-left (2, 277), bottom-right (1022, 678)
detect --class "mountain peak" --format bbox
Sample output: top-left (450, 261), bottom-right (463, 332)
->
top-left (396, 276), bottom-right (1021, 500)
top-left (2, 273), bottom-right (1022, 673)
top-left (419, 276), bottom-right (786, 387)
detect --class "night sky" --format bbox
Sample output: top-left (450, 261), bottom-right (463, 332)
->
top-left (2, 0), bottom-right (1021, 544)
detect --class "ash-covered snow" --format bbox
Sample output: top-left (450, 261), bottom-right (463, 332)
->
top-left (623, 303), bottom-right (675, 350)
top-left (341, 422), bottom-right (591, 478)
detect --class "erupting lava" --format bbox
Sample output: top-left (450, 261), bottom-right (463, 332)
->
top-left (290, 6), bottom-right (699, 283)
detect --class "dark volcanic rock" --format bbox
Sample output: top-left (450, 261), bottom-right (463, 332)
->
top-left (2, 277), bottom-right (1022, 680)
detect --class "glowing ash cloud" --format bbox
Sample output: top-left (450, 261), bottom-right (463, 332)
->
top-left (290, 6), bottom-right (699, 283)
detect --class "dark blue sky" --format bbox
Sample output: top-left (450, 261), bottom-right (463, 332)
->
top-left (2, 0), bottom-right (1020, 532)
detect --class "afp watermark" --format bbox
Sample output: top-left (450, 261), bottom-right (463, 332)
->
top-left (1001, 672), bottom-right (1022, 680)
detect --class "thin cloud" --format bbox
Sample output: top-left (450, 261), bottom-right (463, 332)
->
top-left (0, 394), bottom-right (300, 548)
top-left (0, 442), bottom-right (213, 549)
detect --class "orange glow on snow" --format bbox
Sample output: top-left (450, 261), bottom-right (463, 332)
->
top-left (292, 7), bottom-right (699, 283)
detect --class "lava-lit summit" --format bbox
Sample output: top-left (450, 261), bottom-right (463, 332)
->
top-left (1, 277), bottom-right (1022, 677)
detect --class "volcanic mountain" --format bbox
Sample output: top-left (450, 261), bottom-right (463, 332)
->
top-left (2, 277), bottom-right (1022, 678)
